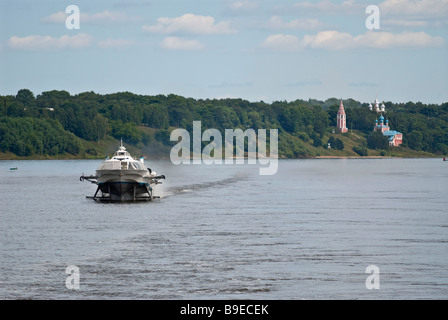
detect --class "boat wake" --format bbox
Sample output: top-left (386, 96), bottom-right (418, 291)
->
top-left (161, 173), bottom-right (248, 198)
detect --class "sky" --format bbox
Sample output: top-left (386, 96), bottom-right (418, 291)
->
top-left (0, 0), bottom-right (447, 104)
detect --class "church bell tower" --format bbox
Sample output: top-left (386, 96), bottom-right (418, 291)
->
top-left (337, 100), bottom-right (348, 133)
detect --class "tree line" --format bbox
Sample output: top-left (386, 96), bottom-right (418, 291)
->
top-left (0, 117), bottom-right (81, 156)
top-left (1, 89), bottom-right (447, 157)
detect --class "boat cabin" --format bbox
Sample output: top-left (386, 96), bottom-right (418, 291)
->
top-left (97, 144), bottom-right (146, 171)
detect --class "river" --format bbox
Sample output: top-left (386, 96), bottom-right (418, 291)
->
top-left (0, 158), bottom-right (447, 299)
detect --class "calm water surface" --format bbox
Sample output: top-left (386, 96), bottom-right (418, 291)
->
top-left (0, 158), bottom-right (447, 299)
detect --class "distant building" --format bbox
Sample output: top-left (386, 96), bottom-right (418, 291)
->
top-left (373, 115), bottom-right (389, 133)
top-left (373, 115), bottom-right (403, 147)
top-left (336, 100), bottom-right (348, 133)
top-left (368, 98), bottom-right (386, 113)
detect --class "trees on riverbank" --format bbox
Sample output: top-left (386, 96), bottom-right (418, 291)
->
top-left (1, 89), bottom-right (447, 158)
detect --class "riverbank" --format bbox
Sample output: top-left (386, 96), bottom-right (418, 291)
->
top-left (0, 135), bottom-right (443, 161)
top-left (0, 151), bottom-right (102, 161)
top-left (1, 152), bottom-right (443, 161)
top-left (315, 155), bottom-right (398, 159)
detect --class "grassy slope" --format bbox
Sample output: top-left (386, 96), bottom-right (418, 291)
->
top-left (304, 130), bottom-right (437, 158)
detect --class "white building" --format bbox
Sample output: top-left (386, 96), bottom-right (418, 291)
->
top-left (336, 100), bottom-right (348, 133)
top-left (368, 98), bottom-right (386, 113)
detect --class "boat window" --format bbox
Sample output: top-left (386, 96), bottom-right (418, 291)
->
top-left (98, 161), bottom-right (121, 170)
top-left (130, 162), bottom-right (144, 170)
top-left (121, 162), bottom-right (128, 170)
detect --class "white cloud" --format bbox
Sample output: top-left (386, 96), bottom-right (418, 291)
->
top-left (97, 38), bottom-right (135, 48)
top-left (268, 16), bottom-right (329, 31)
top-left (302, 30), bottom-right (355, 50)
top-left (142, 13), bottom-right (236, 35)
top-left (160, 37), bottom-right (204, 50)
top-left (261, 34), bottom-right (303, 52)
top-left (293, 0), bottom-right (362, 14)
top-left (355, 30), bottom-right (445, 49)
top-left (7, 34), bottom-right (93, 51)
top-left (292, 0), bottom-right (448, 18)
top-left (42, 10), bottom-right (138, 24)
top-left (378, 1), bottom-right (448, 29)
top-left (383, 19), bottom-right (428, 27)
top-left (379, 0), bottom-right (448, 18)
top-left (41, 11), bottom-right (67, 23)
top-left (262, 30), bottom-right (444, 51)
top-left (85, 10), bottom-right (133, 23)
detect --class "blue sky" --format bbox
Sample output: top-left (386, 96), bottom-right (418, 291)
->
top-left (0, 0), bottom-right (447, 104)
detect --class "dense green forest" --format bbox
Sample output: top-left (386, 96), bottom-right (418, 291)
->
top-left (1, 89), bottom-right (447, 158)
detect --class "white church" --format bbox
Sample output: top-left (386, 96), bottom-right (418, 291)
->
top-left (368, 98), bottom-right (386, 113)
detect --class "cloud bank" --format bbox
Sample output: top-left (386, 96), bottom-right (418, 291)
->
top-left (143, 13), bottom-right (236, 35)
top-left (42, 10), bottom-right (139, 24)
top-left (7, 34), bottom-right (93, 51)
top-left (262, 30), bottom-right (445, 51)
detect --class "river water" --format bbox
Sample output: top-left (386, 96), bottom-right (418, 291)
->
top-left (0, 158), bottom-right (447, 299)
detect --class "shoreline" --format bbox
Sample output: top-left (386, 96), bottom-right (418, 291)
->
top-left (314, 155), bottom-right (444, 159)
top-left (314, 155), bottom-right (398, 159)
top-left (1, 155), bottom-right (444, 161)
